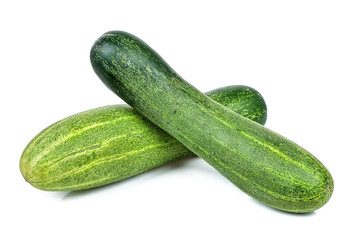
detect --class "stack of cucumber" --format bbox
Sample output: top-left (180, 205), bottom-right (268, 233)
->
top-left (20, 31), bottom-right (333, 213)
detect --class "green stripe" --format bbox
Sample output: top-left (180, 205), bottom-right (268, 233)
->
top-left (191, 117), bottom-right (316, 191)
top-left (32, 141), bottom-right (178, 187)
top-left (29, 115), bottom-right (136, 165)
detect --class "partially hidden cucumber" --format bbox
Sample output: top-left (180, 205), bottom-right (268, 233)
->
top-left (90, 31), bottom-right (333, 213)
top-left (20, 85), bottom-right (267, 191)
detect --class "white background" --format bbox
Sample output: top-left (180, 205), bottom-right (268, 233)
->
top-left (1, 0), bottom-right (354, 239)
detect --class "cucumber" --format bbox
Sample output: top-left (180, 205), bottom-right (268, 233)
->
top-left (90, 31), bottom-right (333, 213)
top-left (20, 85), bottom-right (267, 191)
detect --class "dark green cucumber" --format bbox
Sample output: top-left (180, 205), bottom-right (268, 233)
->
top-left (20, 85), bottom-right (267, 191)
top-left (90, 31), bottom-right (333, 213)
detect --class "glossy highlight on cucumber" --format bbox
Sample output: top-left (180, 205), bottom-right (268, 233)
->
top-left (90, 30), bottom-right (333, 213)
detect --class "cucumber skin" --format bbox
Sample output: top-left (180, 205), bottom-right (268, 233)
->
top-left (90, 31), bottom-right (333, 213)
top-left (20, 85), bottom-right (267, 191)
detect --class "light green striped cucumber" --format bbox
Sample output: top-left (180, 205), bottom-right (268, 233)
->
top-left (90, 31), bottom-right (333, 213)
top-left (20, 85), bottom-right (267, 191)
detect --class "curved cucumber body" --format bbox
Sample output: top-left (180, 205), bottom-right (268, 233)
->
top-left (90, 31), bottom-right (333, 213)
top-left (20, 85), bottom-right (267, 191)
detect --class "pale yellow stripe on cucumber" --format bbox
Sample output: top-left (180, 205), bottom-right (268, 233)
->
top-left (189, 120), bottom-right (316, 189)
top-left (27, 126), bottom-right (159, 182)
top-left (211, 135), bottom-right (315, 188)
top-left (29, 115), bottom-right (137, 165)
top-left (212, 152), bottom-right (326, 202)
top-left (22, 110), bottom-right (96, 159)
top-left (182, 131), bottom-right (322, 202)
top-left (206, 109), bottom-right (314, 174)
top-left (238, 130), bottom-right (317, 174)
top-left (26, 135), bottom-right (127, 182)
top-left (32, 141), bottom-right (179, 187)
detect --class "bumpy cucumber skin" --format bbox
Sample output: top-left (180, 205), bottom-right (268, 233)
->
top-left (20, 86), bottom-right (267, 191)
top-left (90, 31), bottom-right (333, 213)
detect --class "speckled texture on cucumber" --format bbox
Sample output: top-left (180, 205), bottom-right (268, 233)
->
top-left (90, 31), bottom-right (333, 213)
top-left (20, 85), bottom-right (267, 191)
